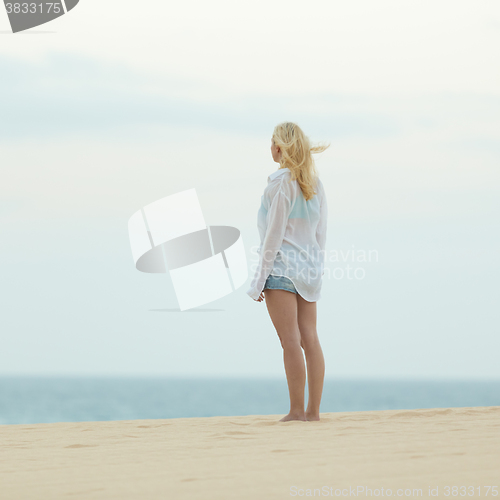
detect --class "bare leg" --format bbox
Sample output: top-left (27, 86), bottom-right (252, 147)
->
top-left (297, 294), bottom-right (324, 421)
top-left (264, 288), bottom-right (306, 422)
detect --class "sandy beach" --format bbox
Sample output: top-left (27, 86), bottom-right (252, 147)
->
top-left (2, 406), bottom-right (499, 499)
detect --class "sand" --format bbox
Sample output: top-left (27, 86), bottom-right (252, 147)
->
top-left (1, 406), bottom-right (499, 499)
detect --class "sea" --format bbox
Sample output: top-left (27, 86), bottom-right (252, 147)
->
top-left (0, 377), bottom-right (499, 425)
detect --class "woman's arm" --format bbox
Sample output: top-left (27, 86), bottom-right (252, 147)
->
top-left (316, 184), bottom-right (328, 275)
top-left (246, 183), bottom-right (291, 301)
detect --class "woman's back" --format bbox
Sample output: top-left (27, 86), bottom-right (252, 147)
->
top-left (251, 167), bottom-right (327, 302)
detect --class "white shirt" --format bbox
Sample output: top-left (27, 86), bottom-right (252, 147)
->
top-left (246, 166), bottom-right (328, 302)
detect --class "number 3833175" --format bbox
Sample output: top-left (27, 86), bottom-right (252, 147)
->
top-left (5, 3), bottom-right (63, 14)
top-left (444, 486), bottom-right (498, 497)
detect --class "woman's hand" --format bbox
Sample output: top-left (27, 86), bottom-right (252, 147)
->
top-left (254, 291), bottom-right (265, 302)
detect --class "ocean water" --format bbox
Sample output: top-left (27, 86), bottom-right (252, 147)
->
top-left (0, 377), bottom-right (499, 425)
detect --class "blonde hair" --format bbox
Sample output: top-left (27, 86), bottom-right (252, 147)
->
top-left (272, 122), bottom-right (330, 201)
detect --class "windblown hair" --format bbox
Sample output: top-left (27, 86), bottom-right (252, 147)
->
top-left (272, 122), bottom-right (330, 201)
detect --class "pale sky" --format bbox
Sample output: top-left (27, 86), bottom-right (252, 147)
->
top-left (1, 1), bottom-right (499, 378)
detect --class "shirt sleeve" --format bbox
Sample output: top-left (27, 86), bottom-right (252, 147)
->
top-left (246, 183), bottom-right (292, 300)
top-left (315, 184), bottom-right (328, 276)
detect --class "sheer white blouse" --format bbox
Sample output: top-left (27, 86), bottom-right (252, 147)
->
top-left (246, 166), bottom-right (327, 302)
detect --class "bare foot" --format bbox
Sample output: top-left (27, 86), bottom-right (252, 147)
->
top-left (305, 412), bottom-right (320, 421)
top-left (279, 412), bottom-right (307, 422)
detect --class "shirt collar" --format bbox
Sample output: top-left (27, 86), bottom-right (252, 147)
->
top-left (268, 167), bottom-right (290, 182)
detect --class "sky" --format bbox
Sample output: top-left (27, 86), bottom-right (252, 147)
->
top-left (1, 0), bottom-right (499, 379)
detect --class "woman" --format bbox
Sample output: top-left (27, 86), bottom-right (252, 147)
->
top-left (246, 122), bottom-right (329, 422)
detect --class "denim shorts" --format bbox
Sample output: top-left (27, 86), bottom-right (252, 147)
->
top-left (263, 274), bottom-right (298, 294)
